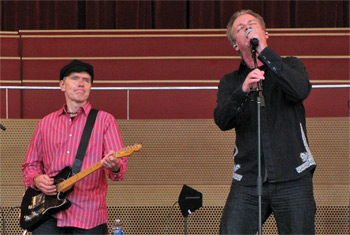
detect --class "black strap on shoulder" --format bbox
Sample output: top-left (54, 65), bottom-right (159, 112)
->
top-left (72, 109), bottom-right (99, 174)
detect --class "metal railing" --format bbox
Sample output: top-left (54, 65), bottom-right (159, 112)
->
top-left (1, 85), bottom-right (349, 119)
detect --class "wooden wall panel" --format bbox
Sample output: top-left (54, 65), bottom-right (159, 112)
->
top-left (21, 58), bottom-right (235, 83)
top-left (0, 29), bottom-right (349, 119)
top-left (0, 89), bottom-right (21, 118)
top-left (0, 34), bottom-right (21, 118)
top-left (20, 35), bottom-right (230, 57)
top-left (305, 88), bottom-right (350, 118)
top-left (0, 58), bottom-right (21, 83)
top-left (20, 89), bottom-right (128, 119)
top-left (20, 32), bottom-right (349, 57)
top-left (21, 57), bottom-right (350, 83)
top-left (128, 90), bottom-right (217, 119)
top-left (0, 34), bottom-right (19, 56)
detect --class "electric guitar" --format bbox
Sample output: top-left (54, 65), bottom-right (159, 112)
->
top-left (20, 143), bottom-right (142, 231)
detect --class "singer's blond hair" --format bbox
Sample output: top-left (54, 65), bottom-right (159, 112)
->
top-left (227, 9), bottom-right (266, 46)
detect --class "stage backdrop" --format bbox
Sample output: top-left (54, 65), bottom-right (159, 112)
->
top-left (0, 1), bottom-right (349, 234)
top-left (0, 28), bottom-right (349, 235)
top-left (1, 0), bottom-right (348, 31)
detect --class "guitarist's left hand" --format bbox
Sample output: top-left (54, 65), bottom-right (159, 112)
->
top-left (101, 150), bottom-right (121, 172)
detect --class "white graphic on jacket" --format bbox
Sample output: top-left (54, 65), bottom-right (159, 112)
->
top-left (232, 145), bottom-right (243, 181)
top-left (296, 123), bottom-right (316, 173)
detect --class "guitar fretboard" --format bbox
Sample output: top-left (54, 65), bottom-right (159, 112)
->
top-left (57, 162), bottom-right (103, 193)
top-left (55, 143), bottom-right (142, 193)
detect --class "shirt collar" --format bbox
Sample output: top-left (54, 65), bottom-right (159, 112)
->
top-left (238, 60), bottom-right (267, 76)
top-left (59, 102), bottom-right (92, 117)
top-left (238, 60), bottom-right (248, 75)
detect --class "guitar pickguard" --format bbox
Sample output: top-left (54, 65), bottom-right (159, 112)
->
top-left (20, 167), bottom-right (73, 231)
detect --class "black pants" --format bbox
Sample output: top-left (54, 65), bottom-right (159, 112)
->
top-left (32, 217), bottom-right (107, 234)
top-left (220, 173), bottom-right (316, 235)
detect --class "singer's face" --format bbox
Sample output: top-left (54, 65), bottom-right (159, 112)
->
top-left (232, 14), bottom-right (266, 51)
top-left (60, 71), bottom-right (92, 105)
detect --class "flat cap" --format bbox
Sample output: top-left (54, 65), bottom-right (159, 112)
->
top-left (60, 59), bottom-right (94, 83)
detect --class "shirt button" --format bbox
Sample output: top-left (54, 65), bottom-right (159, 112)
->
top-left (69, 134), bottom-right (72, 137)
top-left (67, 151), bottom-right (70, 154)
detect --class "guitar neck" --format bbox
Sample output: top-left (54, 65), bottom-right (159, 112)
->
top-left (56, 161), bottom-right (103, 193)
top-left (55, 143), bottom-right (142, 193)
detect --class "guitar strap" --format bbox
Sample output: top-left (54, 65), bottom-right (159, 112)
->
top-left (72, 108), bottom-right (99, 175)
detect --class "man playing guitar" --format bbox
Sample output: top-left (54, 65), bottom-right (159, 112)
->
top-left (21, 59), bottom-right (128, 234)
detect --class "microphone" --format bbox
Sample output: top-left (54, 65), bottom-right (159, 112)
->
top-left (246, 28), bottom-right (259, 48)
top-left (246, 28), bottom-right (265, 106)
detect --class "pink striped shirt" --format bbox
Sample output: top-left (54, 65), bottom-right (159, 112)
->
top-left (21, 102), bottom-right (127, 229)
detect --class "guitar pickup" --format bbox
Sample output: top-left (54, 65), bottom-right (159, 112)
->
top-left (28, 193), bottom-right (45, 210)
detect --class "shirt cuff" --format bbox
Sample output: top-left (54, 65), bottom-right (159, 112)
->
top-left (258, 47), bottom-right (282, 73)
top-left (108, 161), bottom-right (125, 180)
top-left (30, 173), bottom-right (40, 190)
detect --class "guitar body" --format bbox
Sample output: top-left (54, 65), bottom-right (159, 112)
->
top-left (20, 167), bottom-right (73, 231)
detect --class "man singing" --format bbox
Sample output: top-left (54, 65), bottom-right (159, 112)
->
top-left (214, 9), bottom-right (316, 234)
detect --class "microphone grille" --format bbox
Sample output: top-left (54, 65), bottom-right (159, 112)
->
top-left (245, 28), bottom-right (255, 37)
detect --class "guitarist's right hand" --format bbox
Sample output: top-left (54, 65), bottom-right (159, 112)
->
top-left (34, 175), bottom-right (57, 195)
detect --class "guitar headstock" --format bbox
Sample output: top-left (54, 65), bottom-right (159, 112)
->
top-left (115, 143), bottom-right (143, 158)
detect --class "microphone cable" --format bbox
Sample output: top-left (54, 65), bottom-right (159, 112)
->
top-left (2, 206), bottom-right (20, 235)
top-left (1, 206), bottom-right (5, 234)
top-left (164, 201), bottom-right (178, 235)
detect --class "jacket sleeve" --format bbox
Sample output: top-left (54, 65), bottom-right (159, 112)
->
top-left (214, 73), bottom-right (252, 131)
top-left (258, 47), bottom-right (312, 103)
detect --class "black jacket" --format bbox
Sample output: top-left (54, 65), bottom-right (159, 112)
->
top-left (214, 47), bottom-right (316, 186)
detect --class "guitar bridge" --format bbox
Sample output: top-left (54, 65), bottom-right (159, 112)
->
top-left (24, 207), bottom-right (45, 221)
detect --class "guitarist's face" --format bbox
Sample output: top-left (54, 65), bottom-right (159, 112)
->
top-left (60, 71), bottom-right (92, 105)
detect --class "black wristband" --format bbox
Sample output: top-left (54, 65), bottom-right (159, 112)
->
top-left (112, 168), bottom-right (121, 173)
